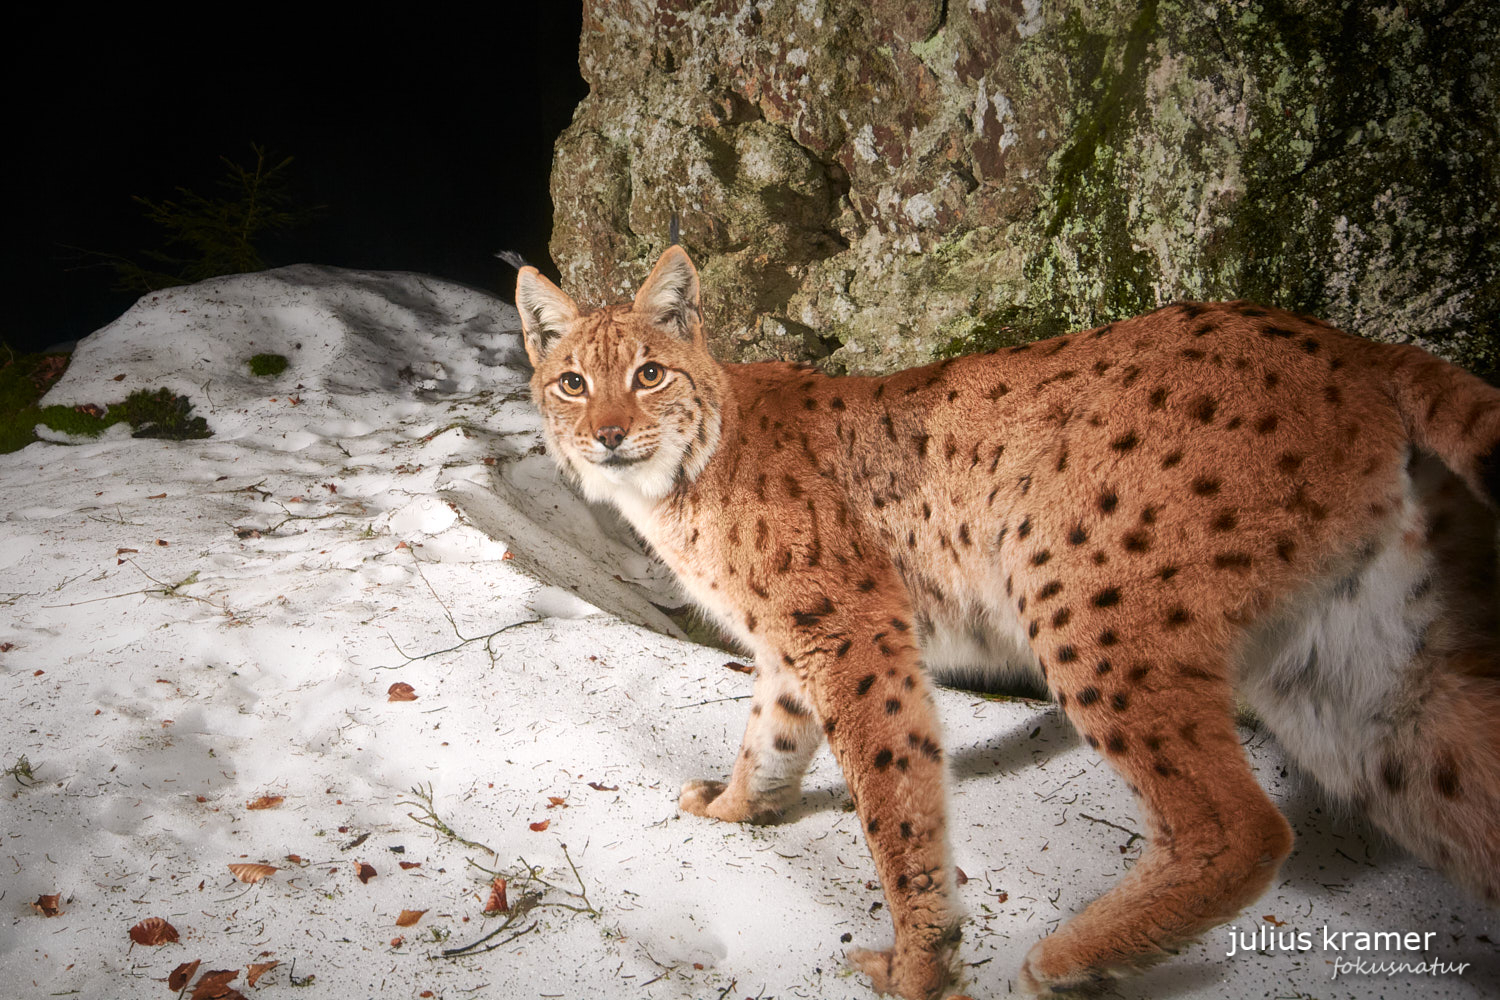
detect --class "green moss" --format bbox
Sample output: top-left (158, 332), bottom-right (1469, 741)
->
top-left (114, 388), bottom-right (212, 440)
top-left (249, 353), bottom-right (289, 377)
top-left (37, 404), bottom-right (122, 437)
top-left (992, 1), bottom-right (1164, 339)
top-left (939, 303), bottom-right (1070, 358)
top-left (0, 368), bottom-right (211, 452)
top-left (0, 350), bottom-right (72, 453)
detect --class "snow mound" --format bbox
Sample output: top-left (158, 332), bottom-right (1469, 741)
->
top-left (0, 268), bottom-right (1491, 1000)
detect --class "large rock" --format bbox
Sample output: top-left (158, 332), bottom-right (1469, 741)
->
top-left (549, 0), bottom-right (1499, 379)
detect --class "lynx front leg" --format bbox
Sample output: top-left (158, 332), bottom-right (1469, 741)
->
top-left (798, 609), bottom-right (960, 1000)
top-left (679, 661), bottom-right (822, 823)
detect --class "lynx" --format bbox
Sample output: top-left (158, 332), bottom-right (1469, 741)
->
top-left (516, 246), bottom-right (1499, 997)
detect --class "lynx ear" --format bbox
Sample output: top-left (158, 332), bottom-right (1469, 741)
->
top-left (632, 245), bottom-right (702, 343)
top-left (515, 267), bottom-right (580, 366)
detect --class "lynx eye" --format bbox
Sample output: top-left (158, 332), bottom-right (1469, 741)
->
top-left (558, 372), bottom-right (587, 396)
top-left (634, 362), bottom-right (665, 389)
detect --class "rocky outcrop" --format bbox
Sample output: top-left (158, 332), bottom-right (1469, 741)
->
top-left (549, 0), bottom-right (1499, 378)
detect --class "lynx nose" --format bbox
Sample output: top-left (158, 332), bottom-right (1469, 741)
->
top-left (596, 425), bottom-right (627, 450)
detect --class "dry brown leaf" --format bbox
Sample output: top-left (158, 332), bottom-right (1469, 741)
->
top-left (128, 916), bottom-right (179, 945)
top-left (395, 909), bottom-right (426, 927)
top-left (245, 960), bottom-right (278, 987)
top-left (284, 854), bottom-right (304, 865)
top-left (724, 660), bottom-right (753, 673)
top-left (356, 862), bottom-right (377, 883)
top-left (483, 877), bottom-right (508, 914)
top-left (31, 894), bottom-right (63, 917)
top-left (587, 781), bottom-right (619, 792)
top-left (387, 682), bottom-right (418, 702)
top-left (390, 935), bottom-right (404, 947)
top-left (397, 860), bottom-right (421, 870)
top-left (116, 547), bottom-right (139, 555)
top-left (147, 492), bottom-right (167, 500)
top-left (169, 960), bottom-right (202, 991)
top-left (1263, 914), bottom-right (1287, 927)
top-left (546, 796), bottom-right (568, 808)
top-left (190, 968), bottom-right (241, 999)
top-left (528, 820), bottom-right (550, 832)
top-left (228, 863), bottom-right (278, 884)
top-left (245, 795), bottom-right (283, 810)
top-left (955, 867), bottom-right (968, 885)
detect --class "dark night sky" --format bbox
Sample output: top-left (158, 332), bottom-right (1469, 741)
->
top-left (8, 9), bottom-right (588, 354)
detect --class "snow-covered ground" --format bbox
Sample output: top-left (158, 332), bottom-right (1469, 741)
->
top-left (1, 267), bottom-right (1493, 1000)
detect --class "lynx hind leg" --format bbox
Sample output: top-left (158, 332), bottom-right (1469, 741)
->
top-left (1020, 637), bottom-right (1293, 993)
top-left (1363, 661), bottom-right (1500, 904)
top-left (678, 661), bottom-right (823, 823)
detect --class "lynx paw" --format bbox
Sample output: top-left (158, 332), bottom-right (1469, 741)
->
top-left (848, 946), bottom-right (950, 1000)
top-left (678, 779), bottom-right (727, 814)
top-left (677, 779), bottom-right (760, 822)
top-left (1017, 938), bottom-right (1117, 995)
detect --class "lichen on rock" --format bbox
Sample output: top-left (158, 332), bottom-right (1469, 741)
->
top-left (551, 0), bottom-right (1498, 380)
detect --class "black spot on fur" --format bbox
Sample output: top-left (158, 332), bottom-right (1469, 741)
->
top-left (1069, 523), bottom-right (1089, 545)
top-left (1092, 587), bottom-right (1121, 608)
top-left (1098, 488), bottom-right (1119, 514)
top-left (1192, 476), bottom-right (1221, 496)
top-left (856, 675), bottom-right (876, 697)
top-left (1037, 581), bottom-right (1063, 600)
top-left (777, 694), bottom-right (810, 717)
top-left (1052, 608), bottom-right (1072, 628)
top-left (1166, 607), bottom-right (1192, 627)
top-left (1111, 430), bottom-right (1140, 452)
top-left (1077, 687), bottom-right (1100, 706)
top-left (874, 748), bottom-right (893, 770)
top-left (885, 698), bottom-right (902, 715)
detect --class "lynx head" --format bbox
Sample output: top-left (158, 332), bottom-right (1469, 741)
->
top-left (516, 246), bottom-right (725, 505)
